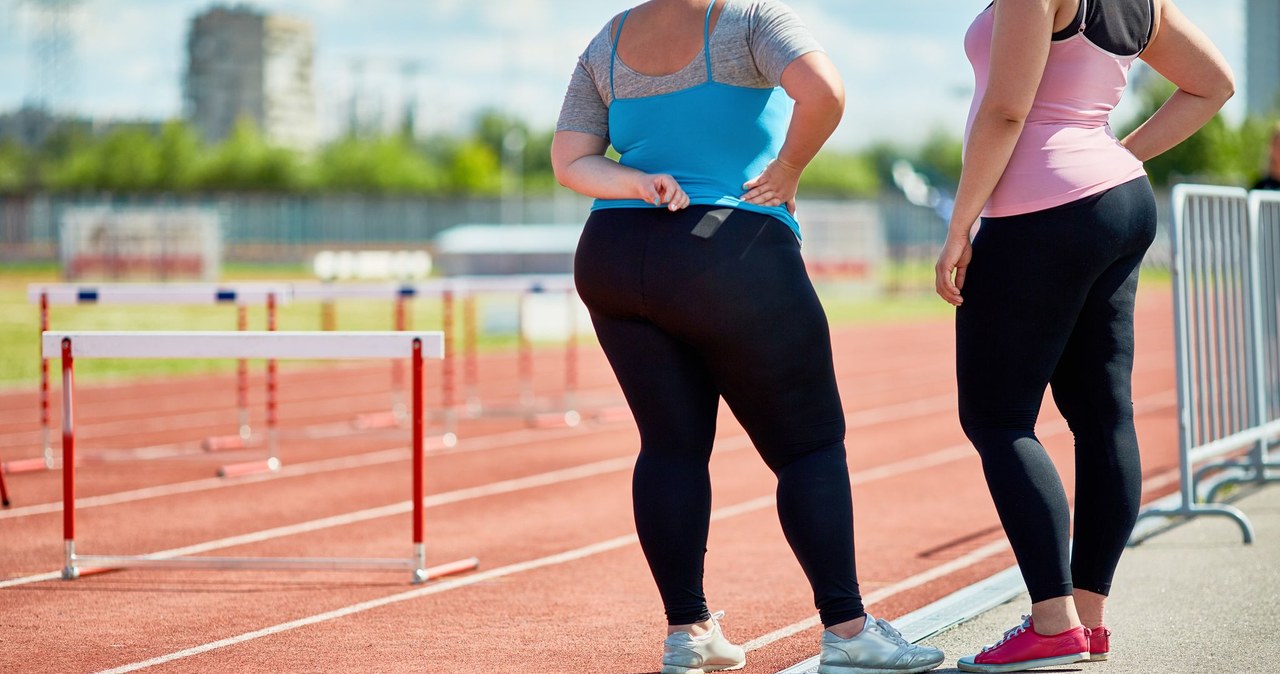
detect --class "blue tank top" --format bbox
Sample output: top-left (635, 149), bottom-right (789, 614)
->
top-left (592, 0), bottom-right (801, 238)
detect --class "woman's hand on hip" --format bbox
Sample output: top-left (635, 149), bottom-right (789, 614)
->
top-left (638, 173), bottom-right (690, 211)
top-left (935, 234), bottom-right (973, 307)
top-left (741, 159), bottom-right (803, 210)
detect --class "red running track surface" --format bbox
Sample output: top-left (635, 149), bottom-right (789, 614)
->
top-left (0, 289), bottom-right (1180, 674)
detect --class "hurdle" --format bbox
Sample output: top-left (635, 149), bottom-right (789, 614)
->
top-left (292, 274), bottom-right (584, 435)
top-left (46, 330), bottom-right (479, 584)
top-left (1134, 186), bottom-right (1280, 543)
top-left (8, 284), bottom-right (291, 478)
top-left (452, 274), bottom-right (583, 428)
top-left (291, 281), bottom-right (454, 439)
top-left (0, 460), bottom-right (9, 507)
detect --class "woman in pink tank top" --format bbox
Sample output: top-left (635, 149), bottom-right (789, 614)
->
top-left (933, 1), bottom-right (1233, 671)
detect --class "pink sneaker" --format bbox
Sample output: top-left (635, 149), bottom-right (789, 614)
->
top-left (957, 616), bottom-right (1088, 673)
top-left (1085, 625), bottom-right (1110, 661)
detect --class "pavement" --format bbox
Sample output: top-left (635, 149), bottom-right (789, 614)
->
top-left (777, 482), bottom-right (1280, 674)
top-left (918, 483), bottom-right (1280, 674)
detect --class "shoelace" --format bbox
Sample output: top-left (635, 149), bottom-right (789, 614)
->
top-left (980, 616), bottom-right (1031, 654)
top-left (874, 618), bottom-right (908, 644)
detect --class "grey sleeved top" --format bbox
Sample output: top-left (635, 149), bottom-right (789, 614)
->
top-left (555, 0), bottom-right (823, 141)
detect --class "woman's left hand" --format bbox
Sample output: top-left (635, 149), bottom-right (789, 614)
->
top-left (935, 233), bottom-right (973, 307)
top-left (741, 159), bottom-right (803, 210)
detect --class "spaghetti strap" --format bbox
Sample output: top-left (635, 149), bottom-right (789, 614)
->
top-left (610, 10), bottom-right (631, 98)
top-left (703, 0), bottom-right (716, 81)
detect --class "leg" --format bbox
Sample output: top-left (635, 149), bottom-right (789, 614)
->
top-left (656, 213), bottom-right (863, 628)
top-left (1053, 249), bottom-right (1152, 628)
top-left (589, 311), bottom-right (722, 627)
top-left (956, 213), bottom-right (1099, 625)
top-left (575, 209), bottom-right (724, 628)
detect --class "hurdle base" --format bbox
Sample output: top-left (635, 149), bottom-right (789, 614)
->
top-left (412, 556), bottom-right (480, 585)
top-left (530, 410), bottom-right (582, 429)
top-left (64, 553), bottom-right (480, 584)
top-left (202, 434), bottom-right (258, 452)
top-left (218, 457), bottom-right (282, 478)
top-left (593, 406), bottom-right (633, 424)
top-left (353, 411), bottom-right (405, 430)
top-left (4, 456), bottom-right (57, 474)
top-left (425, 433), bottom-right (458, 450)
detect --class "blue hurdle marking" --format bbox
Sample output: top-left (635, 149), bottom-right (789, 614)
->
top-left (76, 289), bottom-right (99, 303)
top-left (215, 289), bottom-right (237, 303)
top-left (398, 285), bottom-right (417, 298)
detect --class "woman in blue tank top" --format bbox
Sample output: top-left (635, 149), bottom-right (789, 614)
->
top-left (552, 2), bottom-right (944, 673)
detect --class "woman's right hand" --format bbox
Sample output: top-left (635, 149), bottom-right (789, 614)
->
top-left (935, 233), bottom-right (973, 307)
top-left (637, 173), bottom-right (690, 211)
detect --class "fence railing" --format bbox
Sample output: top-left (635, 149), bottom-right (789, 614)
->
top-left (1135, 186), bottom-right (1280, 542)
top-left (0, 190), bottom-right (1174, 289)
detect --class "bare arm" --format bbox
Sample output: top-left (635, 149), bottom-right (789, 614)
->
top-left (935, 0), bottom-right (1059, 306)
top-left (1122, 0), bottom-right (1234, 161)
top-left (740, 51), bottom-right (845, 211)
top-left (550, 131), bottom-right (690, 211)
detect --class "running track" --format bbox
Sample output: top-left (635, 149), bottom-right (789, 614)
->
top-left (0, 288), bottom-right (1180, 674)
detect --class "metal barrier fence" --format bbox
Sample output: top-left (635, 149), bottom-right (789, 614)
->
top-left (1135, 186), bottom-right (1280, 542)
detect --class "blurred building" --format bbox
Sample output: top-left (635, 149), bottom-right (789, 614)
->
top-left (1248, 0), bottom-right (1280, 116)
top-left (184, 5), bottom-right (318, 152)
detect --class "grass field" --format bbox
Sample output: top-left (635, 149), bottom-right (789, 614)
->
top-left (3, 261), bottom-right (1120, 389)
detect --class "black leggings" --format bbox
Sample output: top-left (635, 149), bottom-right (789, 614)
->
top-left (956, 177), bottom-right (1157, 602)
top-left (574, 206), bottom-right (864, 627)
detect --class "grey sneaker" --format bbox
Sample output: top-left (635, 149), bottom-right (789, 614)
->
top-left (660, 611), bottom-right (747, 674)
top-left (818, 613), bottom-right (945, 674)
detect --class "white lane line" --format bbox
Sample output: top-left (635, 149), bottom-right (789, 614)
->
top-left (3, 390), bottom-right (1177, 591)
top-left (743, 539), bottom-right (1013, 652)
top-left (2, 391), bottom-right (1177, 590)
top-left (0, 395), bottom-right (958, 522)
top-left (767, 469), bottom-right (1187, 674)
top-left (84, 437), bottom-right (1005, 674)
top-left (0, 424), bottom-right (593, 521)
top-left (79, 390), bottom-right (1178, 673)
top-left (89, 532), bottom-right (643, 674)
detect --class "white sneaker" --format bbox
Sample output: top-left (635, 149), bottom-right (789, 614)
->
top-left (661, 611), bottom-right (747, 674)
top-left (818, 613), bottom-right (945, 674)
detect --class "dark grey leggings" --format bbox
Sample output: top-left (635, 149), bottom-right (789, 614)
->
top-left (956, 177), bottom-right (1157, 602)
top-left (573, 205), bottom-right (864, 627)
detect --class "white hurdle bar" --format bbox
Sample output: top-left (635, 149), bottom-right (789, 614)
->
top-left (44, 330), bottom-right (479, 584)
top-left (16, 284), bottom-right (293, 477)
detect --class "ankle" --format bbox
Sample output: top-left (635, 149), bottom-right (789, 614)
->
top-left (1072, 589), bottom-right (1107, 629)
top-left (1030, 598), bottom-right (1081, 636)
top-left (668, 618), bottom-right (715, 638)
top-left (825, 615), bottom-right (867, 640)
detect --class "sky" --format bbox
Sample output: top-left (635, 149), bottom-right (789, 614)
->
top-left (0, 0), bottom-right (1248, 149)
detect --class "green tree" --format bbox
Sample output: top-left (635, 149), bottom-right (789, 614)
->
top-left (318, 135), bottom-right (444, 193)
top-left (1236, 116), bottom-right (1274, 185)
top-left (446, 140), bottom-right (502, 195)
top-left (0, 141), bottom-right (30, 192)
top-left (914, 129), bottom-right (963, 188)
top-left (1117, 78), bottom-right (1242, 186)
top-left (96, 126), bottom-right (164, 191)
top-left (155, 121), bottom-right (203, 192)
top-left (799, 150), bottom-right (881, 198)
top-left (199, 117), bottom-right (307, 191)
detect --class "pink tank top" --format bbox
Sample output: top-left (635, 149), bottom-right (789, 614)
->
top-left (964, 0), bottom-right (1148, 218)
